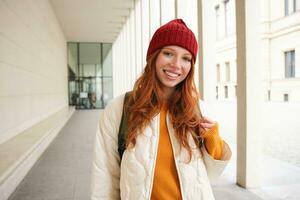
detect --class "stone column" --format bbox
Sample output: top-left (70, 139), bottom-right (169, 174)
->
top-left (235, 0), bottom-right (262, 188)
top-left (260, 0), bottom-right (271, 101)
top-left (197, 0), bottom-right (216, 101)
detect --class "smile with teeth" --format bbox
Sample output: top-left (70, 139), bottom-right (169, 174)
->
top-left (163, 69), bottom-right (181, 78)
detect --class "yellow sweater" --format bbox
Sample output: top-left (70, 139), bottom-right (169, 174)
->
top-left (151, 108), bottom-right (224, 199)
top-left (201, 123), bottom-right (224, 160)
top-left (151, 107), bottom-right (182, 200)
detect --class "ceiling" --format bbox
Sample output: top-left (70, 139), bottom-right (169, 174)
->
top-left (50, 0), bottom-right (135, 43)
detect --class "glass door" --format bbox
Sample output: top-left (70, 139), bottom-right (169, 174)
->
top-left (67, 42), bottom-right (113, 109)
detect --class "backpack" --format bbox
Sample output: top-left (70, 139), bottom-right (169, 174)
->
top-left (118, 91), bottom-right (132, 159)
top-left (117, 91), bottom-right (203, 159)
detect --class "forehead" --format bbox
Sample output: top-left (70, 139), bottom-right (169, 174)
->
top-left (161, 45), bottom-right (191, 55)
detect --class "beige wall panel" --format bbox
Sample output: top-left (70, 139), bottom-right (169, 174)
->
top-left (0, 0), bottom-right (67, 144)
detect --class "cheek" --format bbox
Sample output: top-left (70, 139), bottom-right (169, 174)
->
top-left (183, 66), bottom-right (191, 78)
top-left (155, 63), bottom-right (161, 76)
top-left (155, 57), bottom-right (162, 71)
top-left (155, 57), bottom-right (165, 68)
top-left (155, 63), bottom-right (163, 79)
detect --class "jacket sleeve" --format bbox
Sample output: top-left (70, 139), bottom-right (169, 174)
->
top-left (91, 95), bottom-right (124, 200)
top-left (201, 143), bottom-right (231, 183)
top-left (198, 100), bottom-right (232, 183)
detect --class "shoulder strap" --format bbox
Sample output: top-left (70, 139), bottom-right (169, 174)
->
top-left (195, 102), bottom-right (205, 148)
top-left (118, 95), bottom-right (203, 159)
top-left (118, 91), bottom-right (132, 160)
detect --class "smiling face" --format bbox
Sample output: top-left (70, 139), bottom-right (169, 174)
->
top-left (155, 45), bottom-right (192, 96)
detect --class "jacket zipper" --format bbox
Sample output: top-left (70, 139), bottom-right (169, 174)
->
top-left (166, 112), bottom-right (185, 200)
top-left (147, 114), bottom-right (160, 200)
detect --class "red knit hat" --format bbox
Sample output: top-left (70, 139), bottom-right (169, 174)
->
top-left (146, 19), bottom-right (198, 62)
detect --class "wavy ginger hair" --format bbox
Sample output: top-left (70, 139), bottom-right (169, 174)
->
top-left (126, 49), bottom-right (203, 160)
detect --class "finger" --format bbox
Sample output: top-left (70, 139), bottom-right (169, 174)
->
top-left (201, 116), bottom-right (215, 124)
top-left (200, 122), bottom-right (215, 129)
top-left (199, 127), bottom-right (206, 135)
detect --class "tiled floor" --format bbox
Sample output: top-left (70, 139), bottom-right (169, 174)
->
top-left (8, 110), bottom-right (100, 200)
top-left (8, 110), bottom-right (300, 200)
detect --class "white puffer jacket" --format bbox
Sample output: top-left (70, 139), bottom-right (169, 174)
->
top-left (91, 94), bottom-right (230, 200)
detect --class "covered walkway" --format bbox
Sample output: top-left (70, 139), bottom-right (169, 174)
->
top-left (8, 110), bottom-right (300, 200)
top-left (1, 0), bottom-right (300, 200)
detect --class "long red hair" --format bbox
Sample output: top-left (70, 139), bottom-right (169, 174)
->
top-left (126, 49), bottom-right (202, 160)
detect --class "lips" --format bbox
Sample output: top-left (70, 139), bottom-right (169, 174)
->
top-left (163, 69), bottom-right (181, 78)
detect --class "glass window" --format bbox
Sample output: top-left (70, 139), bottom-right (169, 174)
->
top-left (285, 50), bottom-right (295, 78)
top-left (102, 43), bottom-right (113, 77)
top-left (284, 94), bottom-right (289, 102)
top-left (225, 86), bottom-right (228, 98)
top-left (79, 43), bottom-right (101, 77)
top-left (68, 79), bottom-right (77, 106)
top-left (95, 77), bottom-right (103, 108)
top-left (216, 64), bottom-right (221, 82)
top-left (226, 62), bottom-right (230, 82)
top-left (285, 0), bottom-right (299, 15)
top-left (224, 0), bottom-right (230, 35)
top-left (285, 0), bottom-right (289, 15)
top-left (215, 5), bottom-right (220, 40)
top-left (103, 77), bottom-right (113, 107)
top-left (80, 64), bottom-right (97, 77)
top-left (67, 43), bottom-right (78, 76)
top-left (235, 85), bottom-right (237, 96)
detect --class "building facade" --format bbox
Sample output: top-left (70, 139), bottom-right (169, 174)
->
top-left (215, 0), bottom-right (300, 102)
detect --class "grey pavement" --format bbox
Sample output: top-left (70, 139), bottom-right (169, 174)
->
top-left (8, 110), bottom-right (100, 200)
top-left (8, 110), bottom-right (300, 200)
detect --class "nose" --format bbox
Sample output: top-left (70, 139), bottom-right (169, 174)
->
top-left (171, 56), bottom-right (181, 68)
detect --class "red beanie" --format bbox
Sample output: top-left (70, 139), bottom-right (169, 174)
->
top-left (146, 19), bottom-right (198, 62)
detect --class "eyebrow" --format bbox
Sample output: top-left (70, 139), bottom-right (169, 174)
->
top-left (162, 47), bottom-right (192, 57)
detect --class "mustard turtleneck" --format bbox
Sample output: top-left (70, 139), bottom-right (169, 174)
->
top-left (150, 105), bottom-right (182, 200)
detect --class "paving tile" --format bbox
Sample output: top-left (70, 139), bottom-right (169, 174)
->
top-left (73, 174), bottom-right (91, 200)
top-left (11, 178), bottom-right (75, 200)
top-left (9, 110), bottom-right (101, 200)
top-left (213, 184), bottom-right (263, 200)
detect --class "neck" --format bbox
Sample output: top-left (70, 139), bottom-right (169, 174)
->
top-left (162, 87), bottom-right (175, 100)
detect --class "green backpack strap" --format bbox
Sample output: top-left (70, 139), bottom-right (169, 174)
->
top-left (118, 91), bottom-right (132, 160)
top-left (196, 102), bottom-right (205, 147)
top-left (118, 93), bottom-right (203, 159)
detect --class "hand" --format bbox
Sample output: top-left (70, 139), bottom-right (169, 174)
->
top-left (199, 116), bottom-right (216, 136)
top-left (199, 117), bottom-right (224, 160)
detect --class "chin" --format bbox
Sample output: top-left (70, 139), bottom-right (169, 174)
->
top-left (163, 83), bottom-right (178, 88)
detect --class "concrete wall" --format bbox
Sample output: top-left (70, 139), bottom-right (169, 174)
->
top-left (0, 0), bottom-right (68, 144)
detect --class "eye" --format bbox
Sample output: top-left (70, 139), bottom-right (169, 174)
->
top-left (183, 56), bottom-right (192, 62)
top-left (162, 51), bottom-right (173, 57)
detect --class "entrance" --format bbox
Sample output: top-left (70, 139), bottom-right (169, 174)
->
top-left (67, 42), bottom-right (113, 109)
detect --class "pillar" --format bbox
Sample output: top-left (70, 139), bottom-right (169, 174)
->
top-left (236, 0), bottom-right (262, 188)
top-left (197, 0), bottom-right (216, 101)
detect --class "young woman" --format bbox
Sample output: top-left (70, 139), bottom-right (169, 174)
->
top-left (91, 19), bottom-right (231, 200)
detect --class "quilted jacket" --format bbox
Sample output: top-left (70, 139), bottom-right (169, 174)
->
top-left (91, 93), bottom-right (230, 200)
